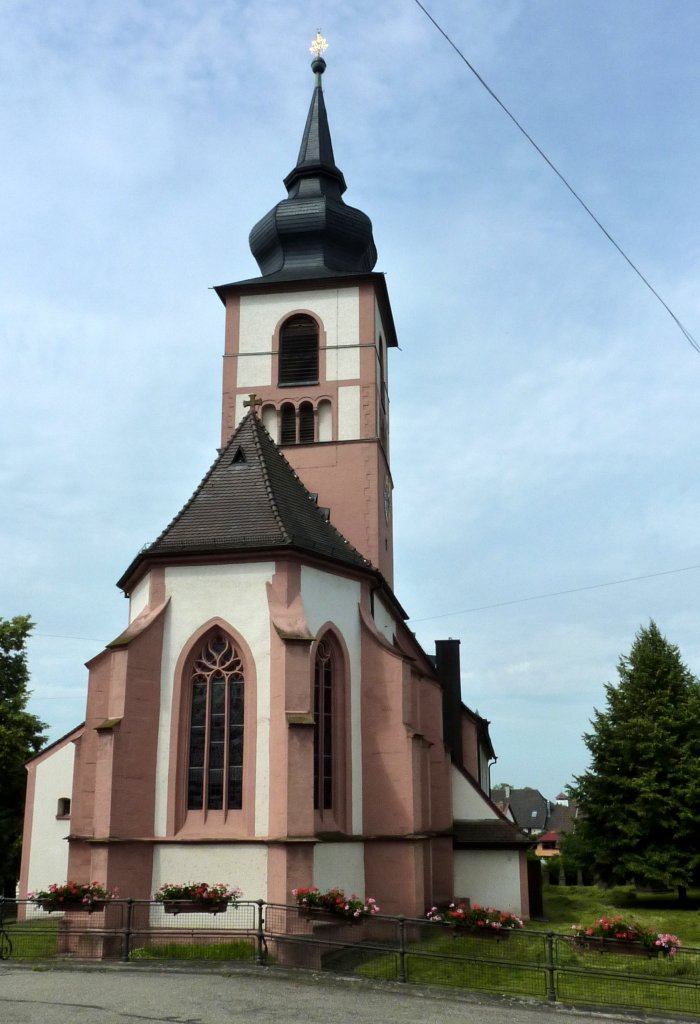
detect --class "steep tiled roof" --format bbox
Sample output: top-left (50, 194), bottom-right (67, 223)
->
top-left (490, 787), bottom-right (549, 831)
top-left (117, 413), bottom-right (373, 590)
top-left (547, 800), bottom-right (578, 835)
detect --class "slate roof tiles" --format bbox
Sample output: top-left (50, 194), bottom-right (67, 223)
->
top-left (117, 412), bottom-right (373, 591)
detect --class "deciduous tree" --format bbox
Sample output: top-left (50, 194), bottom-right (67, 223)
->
top-left (573, 621), bottom-right (700, 899)
top-left (0, 616), bottom-right (47, 896)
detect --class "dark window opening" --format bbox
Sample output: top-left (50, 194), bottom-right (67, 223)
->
top-left (187, 632), bottom-right (245, 811)
top-left (56, 797), bottom-right (71, 818)
top-left (279, 315), bottom-right (319, 386)
top-left (299, 402), bottom-right (315, 444)
top-left (280, 403), bottom-right (297, 445)
top-left (313, 639), bottom-right (333, 811)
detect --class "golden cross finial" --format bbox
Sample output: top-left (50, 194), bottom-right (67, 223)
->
top-left (309, 31), bottom-right (328, 59)
top-left (244, 393), bottom-right (263, 417)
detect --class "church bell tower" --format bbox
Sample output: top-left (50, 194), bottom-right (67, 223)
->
top-left (216, 38), bottom-right (398, 584)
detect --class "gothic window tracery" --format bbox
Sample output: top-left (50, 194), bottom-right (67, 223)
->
top-left (313, 638), bottom-right (334, 811)
top-left (187, 631), bottom-right (244, 811)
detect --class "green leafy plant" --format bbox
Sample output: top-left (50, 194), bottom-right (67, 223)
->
top-left (571, 916), bottom-right (681, 956)
top-left (427, 902), bottom-right (524, 930)
top-left (154, 882), bottom-right (241, 903)
top-left (291, 886), bottom-right (380, 919)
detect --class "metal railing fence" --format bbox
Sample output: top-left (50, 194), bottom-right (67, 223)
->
top-left (2, 898), bottom-right (699, 1017)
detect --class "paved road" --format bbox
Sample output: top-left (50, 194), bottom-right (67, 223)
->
top-left (0, 963), bottom-right (676, 1024)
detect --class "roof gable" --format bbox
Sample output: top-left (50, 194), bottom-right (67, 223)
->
top-left (118, 413), bottom-right (373, 590)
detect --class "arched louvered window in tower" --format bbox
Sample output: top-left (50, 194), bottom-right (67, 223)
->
top-left (280, 402), bottom-right (297, 445)
top-left (279, 314), bottom-right (319, 386)
top-left (313, 638), bottom-right (334, 811)
top-left (298, 401), bottom-right (315, 444)
top-left (187, 632), bottom-right (244, 811)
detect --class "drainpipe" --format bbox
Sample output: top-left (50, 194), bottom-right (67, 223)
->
top-left (435, 639), bottom-right (463, 767)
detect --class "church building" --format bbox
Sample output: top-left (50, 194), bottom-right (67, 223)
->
top-left (21, 44), bottom-right (531, 920)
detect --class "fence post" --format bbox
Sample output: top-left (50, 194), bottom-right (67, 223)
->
top-left (255, 899), bottom-right (267, 965)
top-left (121, 899), bottom-right (134, 963)
top-left (545, 930), bottom-right (556, 1003)
top-left (397, 916), bottom-right (407, 983)
top-left (0, 897), bottom-right (12, 961)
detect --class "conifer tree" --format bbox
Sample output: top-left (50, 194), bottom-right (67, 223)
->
top-left (574, 621), bottom-right (700, 899)
top-left (0, 616), bottom-right (46, 896)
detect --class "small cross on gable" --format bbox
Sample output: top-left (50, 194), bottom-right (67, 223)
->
top-left (244, 393), bottom-right (263, 417)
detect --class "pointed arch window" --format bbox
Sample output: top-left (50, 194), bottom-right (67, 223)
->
top-left (313, 638), bottom-right (334, 811)
top-left (279, 314), bottom-right (319, 386)
top-left (187, 632), bottom-right (244, 811)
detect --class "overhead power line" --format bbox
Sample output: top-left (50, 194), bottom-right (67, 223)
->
top-left (32, 564), bottom-right (700, 636)
top-left (411, 0), bottom-right (700, 356)
top-left (409, 563), bottom-right (700, 623)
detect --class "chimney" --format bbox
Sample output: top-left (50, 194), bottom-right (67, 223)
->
top-left (435, 639), bottom-right (463, 766)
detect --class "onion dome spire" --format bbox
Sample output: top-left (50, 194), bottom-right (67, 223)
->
top-left (249, 36), bottom-right (377, 278)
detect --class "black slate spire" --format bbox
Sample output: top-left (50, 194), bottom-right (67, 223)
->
top-left (249, 55), bottom-right (377, 278)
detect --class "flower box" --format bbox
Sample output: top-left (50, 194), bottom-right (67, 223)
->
top-left (571, 918), bottom-right (680, 958)
top-left (154, 882), bottom-right (241, 912)
top-left (574, 936), bottom-right (660, 958)
top-left (292, 886), bottom-right (380, 921)
top-left (162, 900), bottom-right (229, 915)
top-left (427, 902), bottom-right (523, 934)
top-left (39, 899), bottom-right (107, 914)
top-left (28, 880), bottom-right (117, 911)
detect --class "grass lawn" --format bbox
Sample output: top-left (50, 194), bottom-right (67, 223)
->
top-left (356, 888), bottom-right (700, 1016)
top-left (533, 884), bottom-right (700, 946)
top-left (4, 918), bottom-right (59, 959)
top-left (129, 939), bottom-right (257, 961)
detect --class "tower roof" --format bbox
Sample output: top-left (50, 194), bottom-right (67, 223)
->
top-left (117, 411), bottom-right (374, 592)
top-left (248, 55), bottom-right (377, 278)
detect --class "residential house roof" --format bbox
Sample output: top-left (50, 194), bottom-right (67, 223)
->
top-left (490, 786), bottom-right (550, 832)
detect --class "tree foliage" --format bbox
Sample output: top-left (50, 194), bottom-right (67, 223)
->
top-left (0, 616), bottom-right (47, 894)
top-left (573, 621), bottom-right (700, 894)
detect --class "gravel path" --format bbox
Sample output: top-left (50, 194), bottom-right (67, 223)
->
top-left (0, 962), bottom-right (679, 1024)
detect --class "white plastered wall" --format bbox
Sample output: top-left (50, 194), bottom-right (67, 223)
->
top-left (300, 566), bottom-right (363, 831)
top-left (372, 593), bottom-right (396, 643)
top-left (452, 765), bottom-right (500, 820)
top-left (453, 849), bottom-right (523, 916)
top-left (154, 562), bottom-right (275, 837)
top-left (150, 842), bottom-right (268, 928)
top-left (24, 742), bottom-right (75, 899)
top-left (337, 385), bottom-right (361, 440)
top-left (374, 297), bottom-right (387, 426)
top-left (128, 574), bottom-right (150, 623)
top-left (235, 286), bottom-right (360, 408)
top-left (313, 842), bottom-right (365, 897)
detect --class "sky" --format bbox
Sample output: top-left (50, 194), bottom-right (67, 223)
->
top-left (2, 0), bottom-right (699, 801)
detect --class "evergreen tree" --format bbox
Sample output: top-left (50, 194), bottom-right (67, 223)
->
top-left (0, 616), bottom-right (47, 896)
top-left (573, 621), bottom-right (700, 898)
